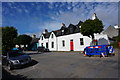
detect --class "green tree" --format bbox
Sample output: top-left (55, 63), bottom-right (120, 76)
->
top-left (14, 34), bottom-right (32, 50)
top-left (80, 18), bottom-right (104, 45)
top-left (2, 26), bottom-right (18, 55)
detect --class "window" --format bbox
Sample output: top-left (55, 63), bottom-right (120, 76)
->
top-left (42, 36), bottom-right (43, 40)
top-left (52, 42), bottom-right (54, 48)
top-left (51, 34), bottom-right (53, 38)
top-left (41, 43), bottom-right (43, 47)
top-left (62, 40), bottom-right (65, 47)
top-left (80, 38), bottom-right (84, 45)
top-left (46, 42), bottom-right (48, 48)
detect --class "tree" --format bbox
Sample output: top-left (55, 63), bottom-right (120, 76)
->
top-left (2, 26), bottom-right (18, 55)
top-left (14, 34), bottom-right (32, 50)
top-left (80, 18), bottom-right (104, 45)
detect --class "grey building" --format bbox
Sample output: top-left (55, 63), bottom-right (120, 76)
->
top-left (103, 25), bottom-right (119, 38)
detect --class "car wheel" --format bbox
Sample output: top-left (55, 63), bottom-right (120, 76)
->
top-left (106, 54), bottom-right (108, 57)
top-left (37, 51), bottom-right (39, 53)
top-left (100, 54), bottom-right (102, 58)
top-left (8, 63), bottom-right (13, 70)
top-left (89, 54), bottom-right (91, 57)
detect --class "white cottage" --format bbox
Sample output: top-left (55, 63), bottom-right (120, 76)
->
top-left (39, 14), bottom-right (110, 51)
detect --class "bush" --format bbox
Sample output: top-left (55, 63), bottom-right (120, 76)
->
top-left (111, 42), bottom-right (119, 48)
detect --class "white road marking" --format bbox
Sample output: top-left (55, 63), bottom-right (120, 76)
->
top-left (0, 61), bottom-right (1, 65)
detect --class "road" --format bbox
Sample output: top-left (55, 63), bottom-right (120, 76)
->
top-left (2, 49), bottom-right (119, 79)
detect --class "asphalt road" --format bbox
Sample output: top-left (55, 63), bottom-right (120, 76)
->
top-left (2, 49), bottom-right (119, 78)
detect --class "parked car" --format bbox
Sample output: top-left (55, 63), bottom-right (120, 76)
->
top-left (2, 50), bottom-right (31, 70)
top-left (37, 46), bottom-right (49, 52)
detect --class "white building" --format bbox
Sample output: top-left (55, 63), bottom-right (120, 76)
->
top-left (39, 14), bottom-right (110, 51)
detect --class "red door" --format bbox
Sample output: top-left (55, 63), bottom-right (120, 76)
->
top-left (70, 40), bottom-right (74, 51)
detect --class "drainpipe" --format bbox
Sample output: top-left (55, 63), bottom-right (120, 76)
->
top-left (56, 37), bottom-right (58, 51)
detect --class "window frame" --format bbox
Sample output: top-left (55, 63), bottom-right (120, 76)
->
top-left (51, 34), bottom-right (53, 38)
top-left (46, 42), bottom-right (48, 48)
top-left (52, 42), bottom-right (54, 48)
top-left (41, 43), bottom-right (43, 47)
top-left (41, 36), bottom-right (43, 40)
top-left (80, 38), bottom-right (84, 45)
top-left (62, 40), bottom-right (65, 47)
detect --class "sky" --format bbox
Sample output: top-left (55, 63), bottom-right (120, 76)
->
top-left (2, 2), bottom-right (118, 37)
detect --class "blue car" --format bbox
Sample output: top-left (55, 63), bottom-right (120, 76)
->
top-left (84, 45), bottom-right (114, 57)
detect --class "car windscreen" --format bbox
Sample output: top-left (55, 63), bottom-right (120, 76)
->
top-left (8, 51), bottom-right (24, 58)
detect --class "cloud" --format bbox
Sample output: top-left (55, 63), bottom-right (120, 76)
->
top-left (48, 2), bottom-right (118, 30)
top-left (67, 6), bottom-right (72, 10)
top-left (25, 32), bottom-right (42, 38)
top-left (2, 2), bottom-right (118, 37)
top-left (87, 2), bottom-right (118, 29)
top-left (48, 2), bottom-right (54, 9)
top-left (25, 33), bottom-right (33, 37)
top-left (41, 21), bottom-right (62, 32)
top-left (17, 8), bottom-right (22, 13)
top-left (24, 9), bottom-right (29, 13)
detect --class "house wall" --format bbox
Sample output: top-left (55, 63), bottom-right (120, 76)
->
top-left (94, 34), bottom-right (110, 45)
top-left (48, 32), bottom-right (57, 51)
top-left (39, 34), bottom-right (49, 48)
top-left (57, 33), bottom-right (92, 51)
top-left (38, 33), bottom-right (110, 51)
top-left (103, 26), bottom-right (119, 38)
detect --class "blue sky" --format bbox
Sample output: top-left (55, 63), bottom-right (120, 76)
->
top-left (2, 2), bottom-right (118, 37)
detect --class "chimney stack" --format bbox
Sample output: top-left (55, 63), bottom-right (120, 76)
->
top-left (114, 24), bottom-right (119, 29)
top-left (32, 34), bottom-right (36, 38)
top-left (92, 13), bottom-right (97, 20)
top-left (62, 23), bottom-right (66, 27)
top-left (43, 29), bottom-right (48, 34)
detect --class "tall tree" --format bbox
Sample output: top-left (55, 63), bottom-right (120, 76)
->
top-left (14, 34), bottom-right (32, 50)
top-left (80, 18), bottom-right (104, 45)
top-left (2, 26), bottom-right (18, 55)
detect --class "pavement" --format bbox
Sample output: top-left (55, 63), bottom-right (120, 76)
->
top-left (2, 49), bottom-right (119, 79)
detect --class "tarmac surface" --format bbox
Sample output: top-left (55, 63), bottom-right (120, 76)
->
top-left (2, 49), bottom-right (119, 79)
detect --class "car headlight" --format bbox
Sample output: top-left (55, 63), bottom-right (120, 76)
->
top-left (11, 60), bottom-right (19, 63)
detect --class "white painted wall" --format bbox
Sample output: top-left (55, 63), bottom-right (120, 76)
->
top-left (39, 32), bottom-right (110, 51)
top-left (48, 32), bottom-right (57, 51)
top-left (57, 33), bottom-right (92, 51)
top-left (39, 34), bottom-right (49, 48)
top-left (94, 33), bottom-right (110, 45)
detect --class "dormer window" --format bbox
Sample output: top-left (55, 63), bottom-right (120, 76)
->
top-left (42, 36), bottom-right (43, 40)
top-left (51, 34), bottom-right (53, 38)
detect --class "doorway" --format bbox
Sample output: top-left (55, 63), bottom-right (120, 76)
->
top-left (70, 40), bottom-right (74, 51)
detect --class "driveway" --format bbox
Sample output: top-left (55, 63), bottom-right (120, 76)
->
top-left (2, 49), bottom-right (119, 78)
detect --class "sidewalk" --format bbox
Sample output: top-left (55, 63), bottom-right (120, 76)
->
top-left (23, 51), bottom-right (38, 53)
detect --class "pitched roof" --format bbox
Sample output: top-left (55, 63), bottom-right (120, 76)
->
top-left (103, 26), bottom-right (119, 38)
top-left (31, 38), bottom-right (39, 44)
top-left (76, 21), bottom-right (83, 26)
top-left (43, 32), bottom-right (51, 38)
top-left (42, 20), bottom-right (83, 38)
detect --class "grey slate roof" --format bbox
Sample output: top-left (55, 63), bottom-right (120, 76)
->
top-left (76, 21), bottom-right (83, 26)
top-left (42, 20), bottom-right (83, 38)
top-left (31, 38), bottom-right (39, 44)
top-left (43, 32), bottom-right (51, 38)
top-left (103, 26), bottom-right (119, 38)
